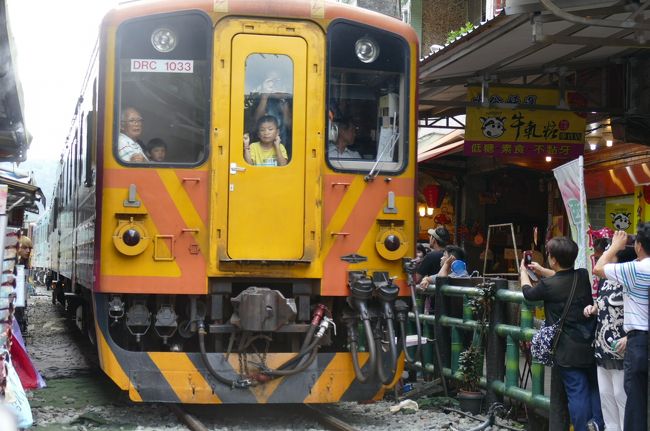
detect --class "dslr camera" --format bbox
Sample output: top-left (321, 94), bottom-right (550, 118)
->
top-left (626, 234), bottom-right (637, 248)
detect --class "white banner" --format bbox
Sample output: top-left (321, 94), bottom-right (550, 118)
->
top-left (553, 156), bottom-right (593, 266)
top-left (553, 156), bottom-right (593, 274)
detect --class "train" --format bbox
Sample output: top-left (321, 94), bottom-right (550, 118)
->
top-left (33, 0), bottom-right (419, 404)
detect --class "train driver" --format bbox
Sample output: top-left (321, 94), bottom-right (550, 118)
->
top-left (118, 107), bottom-right (149, 163)
top-left (328, 117), bottom-right (361, 159)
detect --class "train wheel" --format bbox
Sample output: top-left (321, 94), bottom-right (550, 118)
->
top-left (75, 304), bottom-right (84, 332)
top-left (86, 305), bottom-right (96, 346)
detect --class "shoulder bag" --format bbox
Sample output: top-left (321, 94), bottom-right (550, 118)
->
top-left (530, 272), bottom-right (578, 366)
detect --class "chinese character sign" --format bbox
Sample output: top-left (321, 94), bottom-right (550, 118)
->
top-left (465, 86), bottom-right (586, 158)
top-left (465, 106), bottom-right (586, 158)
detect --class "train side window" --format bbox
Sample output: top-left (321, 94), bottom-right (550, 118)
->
top-left (242, 53), bottom-right (293, 167)
top-left (84, 111), bottom-right (95, 187)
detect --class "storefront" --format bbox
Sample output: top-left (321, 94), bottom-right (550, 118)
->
top-left (417, 2), bottom-right (650, 274)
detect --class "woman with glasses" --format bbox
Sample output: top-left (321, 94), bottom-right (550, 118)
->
top-left (521, 237), bottom-right (603, 431)
top-left (118, 107), bottom-right (149, 162)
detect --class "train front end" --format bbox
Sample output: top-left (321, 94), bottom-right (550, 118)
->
top-left (94, 0), bottom-right (418, 404)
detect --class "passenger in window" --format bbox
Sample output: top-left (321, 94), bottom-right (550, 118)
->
top-left (146, 138), bottom-right (167, 162)
top-left (328, 117), bottom-right (361, 159)
top-left (118, 107), bottom-right (148, 162)
top-left (253, 71), bottom-right (292, 151)
top-left (244, 115), bottom-right (288, 166)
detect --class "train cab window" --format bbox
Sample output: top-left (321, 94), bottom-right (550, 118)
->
top-left (327, 21), bottom-right (409, 174)
top-left (114, 12), bottom-right (211, 166)
top-left (242, 54), bottom-right (293, 166)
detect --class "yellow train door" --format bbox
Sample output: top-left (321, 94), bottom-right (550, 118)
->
top-left (212, 19), bottom-right (323, 263)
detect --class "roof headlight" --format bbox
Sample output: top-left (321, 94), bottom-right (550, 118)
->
top-left (355, 37), bottom-right (380, 63)
top-left (151, 28), bottom-right (177, 53)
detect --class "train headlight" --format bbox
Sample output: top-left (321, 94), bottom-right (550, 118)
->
top-left (355, 37), bottom-right (379, 63)
top-left (113, 220), bottom-right (150, 256)
top-left (384, 234), bottom-right (400, 252)
top-left (151, 28), bottom-right (177, 53)
top-left (376, 227), bottom-right (407, 260)
top-left (123, 228), bottom-right (141, 246)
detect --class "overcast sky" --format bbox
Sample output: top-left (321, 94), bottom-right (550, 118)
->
top-left (8, 0), bottom-right (117, 161)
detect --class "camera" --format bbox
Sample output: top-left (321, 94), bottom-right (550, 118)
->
top-left (626, 234), bottom-right (637, 248)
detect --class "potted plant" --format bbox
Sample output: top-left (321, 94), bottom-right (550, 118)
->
top-left (457, 344), bottom-right (484, 414)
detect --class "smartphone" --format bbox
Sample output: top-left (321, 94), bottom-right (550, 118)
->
top-left (524, 251), bottom-right (533, 266)
top-left (523, 251), bottom-right (538, 282)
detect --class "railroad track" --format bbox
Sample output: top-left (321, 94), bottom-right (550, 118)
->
top-left (300, 404), bottom-right (360, 431)
top-left (169, 403), bottom-right (359, 431)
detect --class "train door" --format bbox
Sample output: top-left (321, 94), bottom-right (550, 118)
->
top-left (214, 20), bottom-right (322, 262)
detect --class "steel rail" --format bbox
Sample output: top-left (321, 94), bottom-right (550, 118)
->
top-left (301, 404), bottom-right (360, 431)
top-left (169, 404), bottom-right (210, 431)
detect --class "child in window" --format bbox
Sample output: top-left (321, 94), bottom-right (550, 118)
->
top-left (243, 115), bottom-right (288, 166)
top-left (146, 138), bottom-right (167, 162)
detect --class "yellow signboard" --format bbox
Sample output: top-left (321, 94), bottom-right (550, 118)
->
top-left (465, 86), bottom-right (586, 158)
top-left (605, 196), bottom-right (634, 234)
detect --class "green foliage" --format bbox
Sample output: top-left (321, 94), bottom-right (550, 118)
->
top-left (468, 281), bottom-right (497, 323)
top-left (458, 345), bottom-right (482, 392)
top-left (446, 22), bottom-right (475, 44)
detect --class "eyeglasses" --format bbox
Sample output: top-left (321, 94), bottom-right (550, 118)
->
top-left (125, 118), bottom-right (143, 125)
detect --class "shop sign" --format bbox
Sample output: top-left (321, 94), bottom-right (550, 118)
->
top-left (605, 196), bottom-right (634, 234)
top-left (465, 86), bottom-right (586, 158)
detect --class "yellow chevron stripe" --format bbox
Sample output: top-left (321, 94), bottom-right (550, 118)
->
top-left (149, 352), bottom-right (222, 403)
top-left (321, 176), bottom-right (366, 258)
top-left (96, 324), bottom-right (141, 401)
top-left (248, 353), bottom-right (295, 403)
top-left (303, 352), bottom-right (368, 403)
top-left (157, 170), bottom-right (208, 253)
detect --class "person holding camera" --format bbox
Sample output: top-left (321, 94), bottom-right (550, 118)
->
top-left (594, 223), bottom-right (650, 431)
top-left (521, 236), bottom-right (603, 431)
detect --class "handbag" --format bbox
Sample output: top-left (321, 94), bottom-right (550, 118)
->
top-left (530, 272), bottom-right (578, 366)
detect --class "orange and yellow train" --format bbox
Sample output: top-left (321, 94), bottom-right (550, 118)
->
top-left (39, 0), bottom-right (419, 404)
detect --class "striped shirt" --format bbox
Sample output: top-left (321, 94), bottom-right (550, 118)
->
top-left (604, 257), bottom-right (650, 331)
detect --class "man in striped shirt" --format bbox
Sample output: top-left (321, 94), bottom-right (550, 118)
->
top-left (594, 222), bottom-right (650, 431)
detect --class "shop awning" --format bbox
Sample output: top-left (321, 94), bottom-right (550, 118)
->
top-left (0, 0), bottom-right (31, 162)
top-left (419, 1), bottom-right (650, 138)
top-left (584, 142), bottom-right (650, 198)
top-left (418, 129), bottom-right (464, 162)
top-left (0, 174), bottom-right (45, 214)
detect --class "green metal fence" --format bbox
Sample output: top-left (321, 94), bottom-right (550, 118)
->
top-left (408, 276), bottom-right (550, 412)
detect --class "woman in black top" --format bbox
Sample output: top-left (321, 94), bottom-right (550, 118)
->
top-left (521, 237), bottom-right (603, 431)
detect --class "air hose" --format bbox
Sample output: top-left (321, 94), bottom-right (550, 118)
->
top-left (375, 303), bottom-right (399, 384)
top-left (198, 323), bottom-right (251, 389)
top-left (349, 313), bottom-right (377, 383)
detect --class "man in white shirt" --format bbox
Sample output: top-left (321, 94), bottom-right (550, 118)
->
top-left (328, 117), bottom-right (361, 159)
top-left (594, 222), bottom-right (650, 431)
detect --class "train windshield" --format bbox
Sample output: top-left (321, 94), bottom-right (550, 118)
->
top-left (327, 21), bottom-right (409, 173)
top-left (114, 13), bottom-right (211, 166)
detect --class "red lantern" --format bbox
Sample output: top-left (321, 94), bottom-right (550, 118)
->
top-left (423, 184), bottom-right (445, 208)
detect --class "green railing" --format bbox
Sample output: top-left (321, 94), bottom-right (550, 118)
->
top-left (408, 276), bottom-right (550, 412)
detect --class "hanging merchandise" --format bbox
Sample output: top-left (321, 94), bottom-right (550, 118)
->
top-left (4, 359), bottom-right (34, 428)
